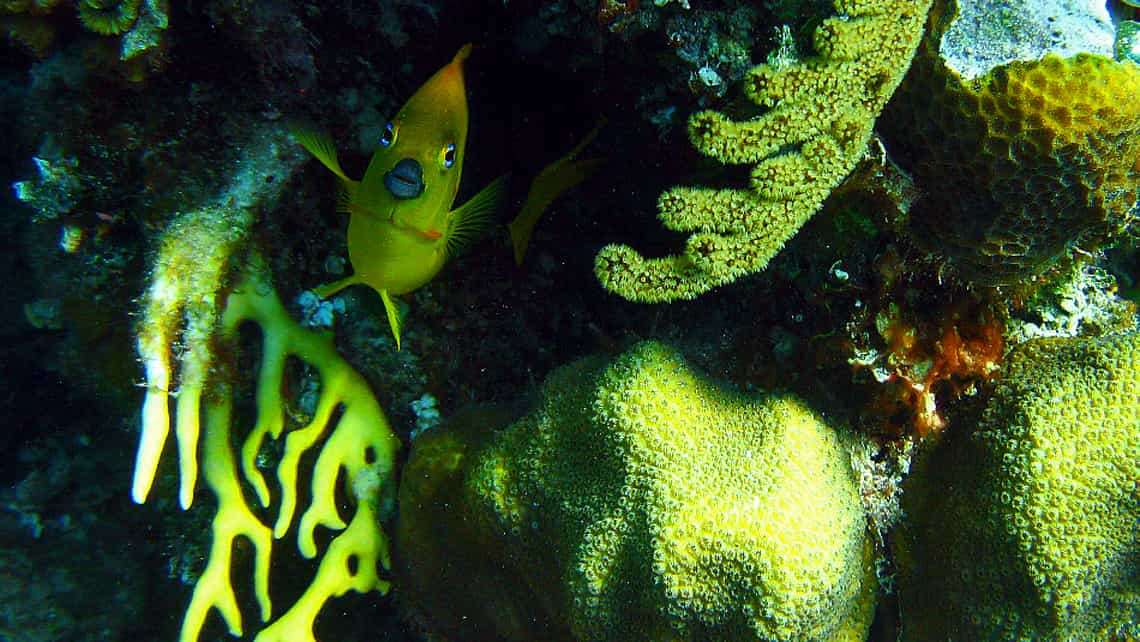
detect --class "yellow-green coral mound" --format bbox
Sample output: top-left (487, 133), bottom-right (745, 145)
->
top-left (595, 0), bottom-right (932, 302)
top-left (883, 48), bottom-right (1140, 285)
top-left (396, 341), bottom-right (876, 641)
top-left (897, 330), bottom-right (1140, 641)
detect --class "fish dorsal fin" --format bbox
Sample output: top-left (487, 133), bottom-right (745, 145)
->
top-left (508, 119), bottom-right (607, 264)
top-left (508, 157), bottom-right (604, 265)
top-left (446, 174), bottom-right (509, 260)
top-left (380, 289), bottom-right (404, 351)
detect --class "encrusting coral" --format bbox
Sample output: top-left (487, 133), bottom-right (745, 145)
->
top-left (882, 5), bottom-right (1140, 285)
top-left (129, 125), bottom-right (400, 642)
top-left (594, 0), bottom-right (932, 302)
top-left (896, 329), bottom-right (1140, 641)
top-left (397, 341), bottom-right (876, 641)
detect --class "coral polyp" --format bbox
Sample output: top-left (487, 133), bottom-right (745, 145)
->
top-left (76, 0), bottom-right (140, 36)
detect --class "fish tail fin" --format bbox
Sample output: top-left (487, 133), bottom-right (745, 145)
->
top-left (288, 120), bottom-right (352, 183)
top-left (380, 289), bottom-right (404, 351)
top-left (446, 174), bottom-right (510, 260)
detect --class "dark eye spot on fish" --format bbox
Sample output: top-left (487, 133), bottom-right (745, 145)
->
top-left (442, 143), bottom-right (456, 168)
top-left (381, 122), bottom-right (396, 148)
top-left (384, 158), bottom-right (424, 199)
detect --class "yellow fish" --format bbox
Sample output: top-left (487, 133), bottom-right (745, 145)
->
top-left (292, 44), bottom-right (507, 350)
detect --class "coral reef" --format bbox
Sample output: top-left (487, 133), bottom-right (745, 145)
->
top-left (0, 433), bottom-right (145, 641)
top-left (936, 0), bottom-right (1117, 79)
top-left (397, 341), bottom-right (876, 641)
top-left (882, 13), bottom-right (1140, 285)
top-left (1, 0), bottom-right (167, 79)
top-left (594, 0), bottom-right (932, 302)
top-left (6, 0), bottom-right (1140, 640)
top-left (845, 249), bottom-right (1005, 437)
top-left (896, 330), bottom-right (1140, 641)
top-left (1006, 264), bottom-right (1138, 343)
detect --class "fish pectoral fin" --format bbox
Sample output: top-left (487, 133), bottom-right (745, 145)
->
top-left (336, 182), bottom-right (364, 215)
top-left (446, 173), bottom-right (510, 260)
top-left (288, 120), bottom-right (355, 186)
top-left (380, 289), bottom-right (404, 351)
top-left (312, 275), bottom-right (361, 299)
top-left (508, 156), bottom-right (605, 265)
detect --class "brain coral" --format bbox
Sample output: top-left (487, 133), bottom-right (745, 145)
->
top-left (396, 341), bottom-right (876, 641)
top-left (882, 44), bottom-right (1140, 285)
top-left (896, 330), bottom-right (1140, 641)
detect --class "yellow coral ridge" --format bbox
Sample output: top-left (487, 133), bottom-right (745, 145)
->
top-left (595, 0), bottom-right (932, 302)
top-left (398, 341), bottom-right (875, 641)
top-left (883, 49), bottom-right (1140, 284)
top-left (898, 330), bottom-right (1140, 641)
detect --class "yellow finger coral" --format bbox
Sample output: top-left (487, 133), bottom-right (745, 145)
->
top-left (595, 0), bottom-right (932, 302)
top-left (397, 341), bottom-right (876, 641)
top-left (882, 31), bottom-right (1140, 285)
top-left (896, 330), bottom-right (1140, 641)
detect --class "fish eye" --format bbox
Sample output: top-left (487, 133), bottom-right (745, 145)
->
top-left (380, 122), bottom-right (397, 148)
top-left (441, 143), bottom-right (457, 169)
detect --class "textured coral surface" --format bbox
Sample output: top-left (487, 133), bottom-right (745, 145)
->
top-left (595, 0), bottom-right (932, 302)
top-left (897, 330), bottom-right (1140, 641)
top-left (885, 49), bottom-right (1140, 284)
top-left (397, 341), bottom-right (876, 641)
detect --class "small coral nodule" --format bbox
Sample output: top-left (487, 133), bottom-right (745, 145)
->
top-left (76, 0), bottom-right (140, 36)
top-left (595, 0), bottom-right (932, 302)
top-left (397, 341), bottom-right (877, 641)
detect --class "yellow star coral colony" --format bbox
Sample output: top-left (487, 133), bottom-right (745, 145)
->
top-left (397, 342), bottom-right (877, 642)
top-left (883, 22), bottom-right (1140, 284)
top-left (595, 0), bottom-right (933, 302)
top-left (898, 330), bottom-right (1140, 641)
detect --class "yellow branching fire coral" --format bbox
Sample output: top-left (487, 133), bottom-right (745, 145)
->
top-left (130, 126), bottom-right (400, 642)
top-left (134, 250), bottom-right (400, 642)
top-left (595, 0), bottom-right (932, 302)
top-left (883, 31), bottom-right (1140, 285)
top-left (397, 341), bottom-right (876, 641)
top-left (896, 330), bottom-right (1140, 641)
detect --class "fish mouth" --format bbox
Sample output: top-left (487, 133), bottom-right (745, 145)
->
top-left (384, 158), bottom-right (424, 199)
